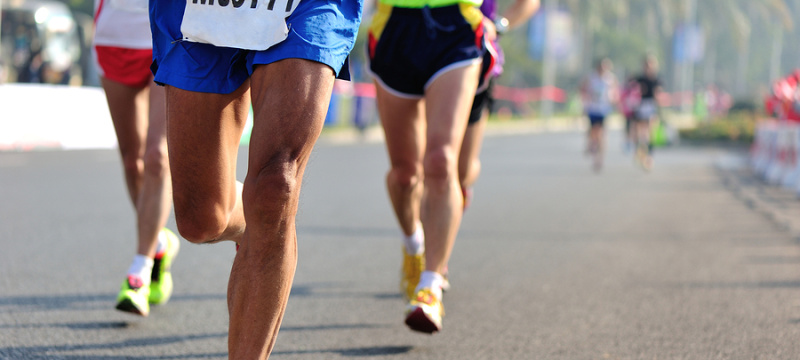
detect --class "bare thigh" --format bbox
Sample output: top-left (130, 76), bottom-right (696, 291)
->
top-left (376, 87), bottom-right (425, 174)
top-left (165, 81), bottom-right (250, 242)
top-left (102, 77), bottom-right (148, 162)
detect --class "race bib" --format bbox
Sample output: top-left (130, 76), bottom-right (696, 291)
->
top-left (109, 0), bottom-right (148, 12)
top-left (180, 0), bottom-right (300, 51)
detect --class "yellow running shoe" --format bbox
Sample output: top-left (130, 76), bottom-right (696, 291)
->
top-left (400, 247), bottom-right (424, 301)
top-left (404, 288), bottom-right (444, 334)
top-left (149, 228), bottom-right (180, 305)
top-left (116, 275), bottom-right (150, 316)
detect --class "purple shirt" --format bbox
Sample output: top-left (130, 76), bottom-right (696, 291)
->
top-left (480, 0), bottom-right (497, 20)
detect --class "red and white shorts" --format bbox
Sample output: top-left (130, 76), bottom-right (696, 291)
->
top-left (94, 45), bottom-right (153, 88)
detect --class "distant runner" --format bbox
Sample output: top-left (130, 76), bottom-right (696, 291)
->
top-left (580, 57), bottom-right (618, 172)
top-left (93, 0), bottom-right (179, 317)
top-left (633, 54), bottom-right (663, 171)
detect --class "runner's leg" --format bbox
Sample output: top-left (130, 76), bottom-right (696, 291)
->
top-left (227, 59), bottom-right (335, 359)
top-left (421, 63), bottom-right (480, 275)
top-left (165, 82), bottom-right (248, 244)
top-left (459, 110), bottom-right (487, 191)
top-left (102, 77), bottom-right (147, 211)
top-left (589, 122), bottom-right (604, 170)
top-left (135, 81), bottom-right (171, 256)
top-left (376, 85), bottom-right (425, 237)
top-left (102, 77), bottom-right (167, 258)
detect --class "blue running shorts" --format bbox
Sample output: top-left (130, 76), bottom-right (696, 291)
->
top-left (367, 2), bottom-right (485, 98)
top-left (588, 113), bottom-right (606, 127)
top-left (150, 0), bottom-right (362, 94)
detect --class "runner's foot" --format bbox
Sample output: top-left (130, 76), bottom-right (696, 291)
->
top-left (116, 275), bottom-right (150, 316)
top-left (149, 228), bottom-right (180, 305)
top-left (405, 288), bottom-right (444, 334)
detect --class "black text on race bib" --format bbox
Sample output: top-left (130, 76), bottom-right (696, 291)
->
top-left (191, 0), bottom-right (294, 10)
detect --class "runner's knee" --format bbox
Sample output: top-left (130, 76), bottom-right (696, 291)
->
top-left (243, 152), bottom-right (301, 220)
top-left (388, 163), bottom-right (422, 190)
top-left (424, 147), bottom-right (457, 184)
top-left (173, 202), bottom-right (230, 244)
top-left (465, 158), bottom-right (481, 184)
top-left (120, 152), bottom-right (143, 179)
top-left (142, 144), bottom-right (169, 179)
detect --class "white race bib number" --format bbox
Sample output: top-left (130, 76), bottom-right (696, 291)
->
top-left (180, 0), bottom-right (300, 51)
top-left (109, 0), bottom-right (148, 12)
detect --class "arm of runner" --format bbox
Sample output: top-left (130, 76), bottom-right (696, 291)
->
top-left (484, 0), bottom-right (541, 42)
top-left (609, 77), bottom-right (620, 106)
top-left (654, 84), bottom-right (667, 108)
top-left (579, 77), bottom-right (589, 102)
top-left (502, 0), bottom-right (541, 29)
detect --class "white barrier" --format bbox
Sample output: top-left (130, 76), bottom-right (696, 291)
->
top-left (796, 163), bottom-right (800, 196)
top-left (0, 83), bottom-right (116, 151)
top-left (751, 121), bottom-right (778, 177)
top-left (780, 126), bottom-right (800, 187)
top-left (766, 124), bottom-right (792, 184)
top-left (751, 119), bottom-right (800, 197)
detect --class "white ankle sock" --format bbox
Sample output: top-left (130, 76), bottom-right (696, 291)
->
top-left (127, 255), bottom-right (154, 285)
top-left (403, 223), bottom-right (425, 255)
top-left (417, 271), bottom-right (443, 299)
top-left (154, 230), bottom-right (167, 255)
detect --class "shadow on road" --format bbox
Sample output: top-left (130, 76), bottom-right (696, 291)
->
top-left (0, 332), bottom-right (227, 359)
top-left (0, 355), bottom-right (229, 359)
top-left (679, 280), bottom-right (800, 289)
top-left (280, 323), bottom-right (390, 332)
top-left (273, 345), bottom-right (413, 357)
top-left (297, 225), bottom-right (398, 239)
top-left (290, 281), bottom-right (402, 300)
top-left (0, 293), bottom-right (226, 313)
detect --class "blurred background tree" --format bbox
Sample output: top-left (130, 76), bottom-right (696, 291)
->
top-left (41, 0), bottom-right (800, 105)
top-left (493, 0), bottom-right (798, 102)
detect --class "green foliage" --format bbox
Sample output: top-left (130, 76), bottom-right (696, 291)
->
top-left (47, 0), bottom-right (800, 100)
top-left (678, 111), bottom-right (756, 143)
top-left (590, 27), bottom-right (651, 79)
top-left (496, 29), bottom-right (542, 87)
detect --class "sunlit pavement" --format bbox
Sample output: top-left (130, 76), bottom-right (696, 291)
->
top-left (2, 129), bottom-right (800, 359)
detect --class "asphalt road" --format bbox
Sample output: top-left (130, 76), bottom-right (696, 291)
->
top-left (2, 129), bottom-right (800, 359)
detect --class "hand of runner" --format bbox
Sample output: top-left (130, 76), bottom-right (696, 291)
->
top-left (482, 16), bottom-right (497, 42)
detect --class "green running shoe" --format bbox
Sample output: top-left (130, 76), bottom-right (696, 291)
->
top-left (149, 228), bottom-right (180, 305)
top-left (116, 275), bottom-right (150, 316)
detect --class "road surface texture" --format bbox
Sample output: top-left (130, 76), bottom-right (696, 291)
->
top-left (2, 129), bottom-right (800, 359)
